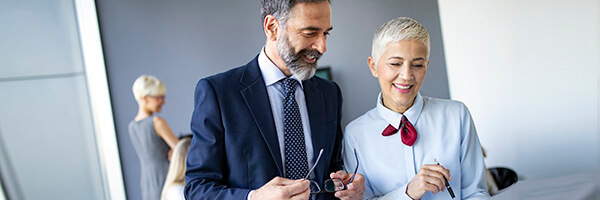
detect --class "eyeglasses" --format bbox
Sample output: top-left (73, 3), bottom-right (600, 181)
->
top-left (148, 95), bottom-right (166, 101)
top-left (304, 149), bottom-right (359, 194)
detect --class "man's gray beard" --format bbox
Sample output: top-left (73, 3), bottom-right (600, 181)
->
top-left (277, 33), bottom-right (320, 81)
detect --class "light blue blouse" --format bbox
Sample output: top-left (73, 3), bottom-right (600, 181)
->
top-left (343, 93), bottom-right (490, 200)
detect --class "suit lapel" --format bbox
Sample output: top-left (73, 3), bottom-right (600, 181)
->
top-left (240, 57), bottom-right (284, 176)
top-left (303, 78), bottom-right (327, 184)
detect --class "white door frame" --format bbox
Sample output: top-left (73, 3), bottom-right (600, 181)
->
top-left (74, 0), bottom-right (126, 199)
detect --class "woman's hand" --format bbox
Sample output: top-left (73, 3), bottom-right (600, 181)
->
top-left (406, 164), bottom-right (451, 199)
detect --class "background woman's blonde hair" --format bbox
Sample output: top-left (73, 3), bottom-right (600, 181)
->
top-left (132, 75), bottom-right (167, 104)
top-left (371, 17), bottom-right (431, 66)
top-left (160, 137), bottom-right (191, 200)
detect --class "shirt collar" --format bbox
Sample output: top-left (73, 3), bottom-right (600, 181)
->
top-left (376, 92), bottom-right (424, 129)
top-left (258, 47), bottom-right (303, 88)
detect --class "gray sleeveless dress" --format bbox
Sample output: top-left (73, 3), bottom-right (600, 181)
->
top-left (128, 117), bottom-right (170, 200)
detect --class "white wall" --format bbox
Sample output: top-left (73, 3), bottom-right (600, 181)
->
top-left (438, 0), bottom-right (598, 180)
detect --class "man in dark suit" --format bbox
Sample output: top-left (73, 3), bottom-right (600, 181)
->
top-left (185, 0), bottom-right (365, 200)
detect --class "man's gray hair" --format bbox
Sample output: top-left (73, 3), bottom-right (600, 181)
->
top-left (261, 0), bottom-right (330, 28)
top-left (371, 17), bottom-right (430, 65)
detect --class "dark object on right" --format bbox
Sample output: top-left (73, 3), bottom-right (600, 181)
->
top-left (488, 167), bottom-right (519, 191)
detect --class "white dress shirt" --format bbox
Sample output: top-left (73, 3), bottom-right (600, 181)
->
top-left (343, 93), bottom-right (490, 200)
top-left (248, 48), bottom-right (316, 200)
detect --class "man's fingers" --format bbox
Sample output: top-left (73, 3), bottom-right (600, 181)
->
top-left (334, 188), bottom-right (352, 198)
top-left (329, 172), bottom-right (366, 199)
top-left (289, 187), bottom-right (310, 200)
top-left (269, 176), bottom-right (302, 186)
top-left (330, 172), bottom-right (340, 179)
top-left (346, 175), bottom-right (365, 190)
top-left (282, 179), bottom-right (310, 195)
top-left (335, 188), bottom-right (365, 199)
top-left (334, 181), bottom-right (366, 198)
top-left (352, 173), bottom-right (365, 184)
top-left (335, 182), bottom-right (357, 196)
top-left (330, 170), bottom-right (350, 180)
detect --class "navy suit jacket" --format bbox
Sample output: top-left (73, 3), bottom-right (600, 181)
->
top-left (185, 56), bottom-right (344, 200)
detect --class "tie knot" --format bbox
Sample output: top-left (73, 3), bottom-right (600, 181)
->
top-left (282, 78), bottom-right (298, 95)
top-left (382, 115), bottom-right (418, 146)
top-left (401, 115), bottom-right (409, 123)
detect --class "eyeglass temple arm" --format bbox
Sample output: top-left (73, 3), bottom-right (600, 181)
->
top-left (348, 149), bottom-right (358, 183)
top-left (305, 149), bottom-right (324, 180)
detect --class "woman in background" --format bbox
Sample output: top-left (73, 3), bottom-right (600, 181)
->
top-left (161, 137), bottom-right (192, 200)
top-left (129, 75), bottom-right (179, 200)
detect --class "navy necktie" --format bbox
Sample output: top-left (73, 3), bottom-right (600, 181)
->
top-left (282, 78), bottom-right (309, 180)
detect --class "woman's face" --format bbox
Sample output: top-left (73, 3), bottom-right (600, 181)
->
top-left (143, 94), bottom-right (166, 113)
top-left (369, 40), bottom-right (428, 114)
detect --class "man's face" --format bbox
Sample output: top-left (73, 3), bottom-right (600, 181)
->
top-left (277, 1), bottom-right (332, 80)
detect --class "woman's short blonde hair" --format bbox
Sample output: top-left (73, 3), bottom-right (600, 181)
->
top-left (371, 17), bottom-right (430, 66)
top-left (132, 75), bottom-right (166, 104)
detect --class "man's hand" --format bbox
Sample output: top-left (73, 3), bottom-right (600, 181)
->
top-left (406, 164), bottom-right (452, 199)
top-left (251, 177), bottom-right (310, 200)
top-left (329, 170), bottom-right (365, 200)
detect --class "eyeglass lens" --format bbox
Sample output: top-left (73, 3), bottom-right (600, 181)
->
top-left (310, 178), bottom-right (345, 193)
top-left (307, 148), bottom-right (359, 194)
top-left (324, 178), bottom-right (345, 192)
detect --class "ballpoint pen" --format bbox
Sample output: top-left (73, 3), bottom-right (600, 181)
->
top-left (434, 158), bottom-right (455, 200)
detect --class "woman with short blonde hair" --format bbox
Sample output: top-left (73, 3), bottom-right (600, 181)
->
top-left (343, 17), bottom-right (489, 199)
top-left (129, 75), bottom-right (179, 200)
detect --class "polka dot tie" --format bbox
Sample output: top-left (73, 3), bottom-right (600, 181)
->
top-left (282, 78), bottom-right (309, 180)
